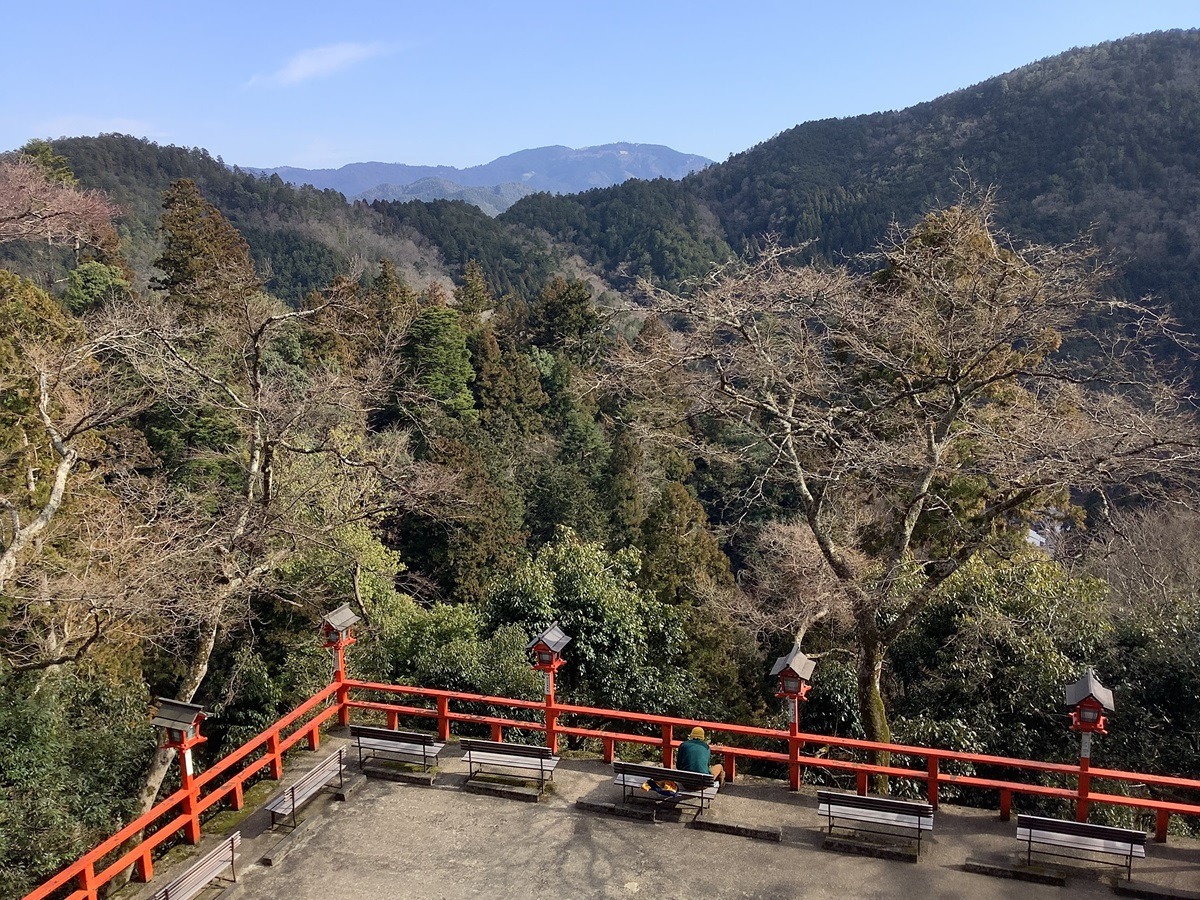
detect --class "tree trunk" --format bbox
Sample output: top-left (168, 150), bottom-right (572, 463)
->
top-left (856, 631), bottom-right (892, 794)
top-left (112, 615), bottom-right (222, 889)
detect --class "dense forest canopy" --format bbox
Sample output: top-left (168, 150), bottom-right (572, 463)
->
top-left (3, 28), bottom-right (1200, 897)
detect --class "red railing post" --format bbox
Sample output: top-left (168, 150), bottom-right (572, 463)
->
top-left (387, 709), bottom-right (399, 729)
top-left (602, 736), bottom-right (615, 763)
top-left (179, 746), bottom-right (202, 845)
top-left (307, 723), bottom-right (320, 751)
top-left (490, 723), bottom-right (504, 741)
top-left (134, 849), bottom-right (153, 883)
top-left (1076, 755), bottom-right (1091, 822)
top-left (926, 757), bottom-right (939, 809)
top-left (334, 644), bottom-right (351, 728)
top-left (661, 724), bottom-right (674, 767)
top-left (78, 859), bottom-right (98, 900)
top-left (1156, 809), bottom-right (1169, 843)
top-left (788, 709), bottom-right (801, 791)
top-left (436, 695), bottom-right (450, 740)
top-left (725, 754), bottom-right (737, 783)
top-left (545, 669), bottom-right (559, 754)
top-left (231, 781), bottom-right (244, 810)
top-left (1000, 789), bottom-right (1012, 821)
top-left (267, 731), bottom-right (284, 780)
top-left (856, 769), bottom-right (869, 796)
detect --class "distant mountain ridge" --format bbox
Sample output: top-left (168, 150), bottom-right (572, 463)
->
top-left (501, 30), bottom-right (1200, 335)
top-left (356, 178), bottom-right (537, 217)
top-left (248, 143), bottom-right (712, 213)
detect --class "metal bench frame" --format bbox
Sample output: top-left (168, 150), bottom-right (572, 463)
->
top-left (350, 725), bottom-right (446, 776)
top-left (612, 760), bottom-right (720, 812)
top-left (265, 748), bottom-right (346, 828)
top-left (150, 832), bottom-right (240, 900)
top-left (1016, 814), bottom-right (1147, 880)
top-left (817, 790), bottom-right (935, 855)
top-left (460, 738), bottom-right (559, 794)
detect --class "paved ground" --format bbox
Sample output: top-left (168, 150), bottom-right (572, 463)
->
top-left (138, 736), bottom-right (1200, 900)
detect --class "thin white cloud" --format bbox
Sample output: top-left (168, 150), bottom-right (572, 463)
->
top-left (249, 42), bottom-right (387, 88)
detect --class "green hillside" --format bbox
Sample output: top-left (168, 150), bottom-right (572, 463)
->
top-left (504, 30), bottom-right (1200, 331)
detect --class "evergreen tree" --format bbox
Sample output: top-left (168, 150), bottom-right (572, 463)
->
top-left (152, 178), bottom-right (259, 316)
top-left (405, 306), bottom-right (476, 419)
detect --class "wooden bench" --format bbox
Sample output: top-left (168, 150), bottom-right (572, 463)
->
top-left (150, 832), bottom-right (240, 900)
top-left (460, 738), bottom-right (559, 793)
top-left (1016, 814), bottom-right (1147, 880)
top-left (265, 748), bottom-right (346, 827)
top-left (350, 725), bottom-right (445, 777)
top-left (612, 760), bottom-right (720, 812)
top-left (817, 790), bottom-right (934, 854)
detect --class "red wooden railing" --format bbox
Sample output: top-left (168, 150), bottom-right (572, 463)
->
top-left (22, 675), bottom-right (1200, 900)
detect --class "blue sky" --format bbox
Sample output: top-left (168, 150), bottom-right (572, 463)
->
top-left (3, 1), bottom-right (1198, 169)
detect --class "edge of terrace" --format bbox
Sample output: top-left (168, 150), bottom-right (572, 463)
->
top-left (21, 677), bottom-right (1200, 900)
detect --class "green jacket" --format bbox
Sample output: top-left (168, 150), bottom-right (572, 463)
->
top-left (675, 738), bottom-right (711, 773)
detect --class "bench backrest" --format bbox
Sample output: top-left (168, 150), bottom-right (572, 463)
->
top-left (817, 790), bottom-right (933, 818)
top-left (151, 832), bottom-right (240, 900)
top-left (613, 760), bottom-right (717, 791)
top-left (350, 725), bottom-right (437, 745)
top-left (1016, 814), bottom-right (1147, 846)
top-left (460, 738), bottom-right (553, 759)
top-left (292, 748), bottom-right (344, 792)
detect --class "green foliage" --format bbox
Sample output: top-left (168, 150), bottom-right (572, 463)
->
top-left (485, 529), bottom-right (686, 713)
top-left (638, 482), bottom-right (733, 607)
top-left (153, 178), bottom-right (259, 315)
top-left (61, 260), bottom-right (130, 313)
top-left (528, 277), bottom-right (603, 363)
top-left (406, 306), bottom-right (477, 419)
top-left (891, 553), bottom-right (1109, 761)
top-left (503, 179), bottom-right (731, 286)
top-left (19, 139), bottom-right (77, 185)
top-left (378, 601), bottom-right (541, 699)
top-left (0, 671), bottom-right (153, 897)
top-left (1100, 590), bottom-right (1200, 778)
top-left (370, 197), bottom-right (556, 300)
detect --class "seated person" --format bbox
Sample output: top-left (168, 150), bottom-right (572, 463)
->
top-left (675, 726), bottom-right (724, 785)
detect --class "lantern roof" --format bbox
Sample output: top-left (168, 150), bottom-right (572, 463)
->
top-left (526, 621), bottom-right (571, 654)
top-left (1064, 668), bottom-right (1114, 711)
top-left (322, 603), bottom-right (361, 633)
top-left (769, 643), bottom-right (816, 681)
top-left (150, 698), bottom-right (206, 731)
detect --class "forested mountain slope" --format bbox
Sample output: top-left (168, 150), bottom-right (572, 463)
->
top-left (10, 135), bottom-right (559, 303)
top-left (504, 30), bottom-right (1200, 332)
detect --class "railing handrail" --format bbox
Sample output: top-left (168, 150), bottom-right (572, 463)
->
top-left (347, 679), bottom-right (1200, 793)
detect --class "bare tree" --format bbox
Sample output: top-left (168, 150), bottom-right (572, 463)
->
top-left (99, 269), bottom-right (462, 823)
top-left (625, 194), bottom-right (1200, 768)
top-left (722, 520), bottom-right (855, 644)
top-left (0, 156), bottom-right (118, 248)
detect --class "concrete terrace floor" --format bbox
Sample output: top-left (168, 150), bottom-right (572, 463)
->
top-left (140, 735), bottom-right (1200, 900)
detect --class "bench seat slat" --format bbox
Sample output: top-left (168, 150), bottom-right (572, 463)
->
top-left (612, 761), bottom-right (719, 791)
top-left (1016, 814), bottom-right (1146, 844)
top-left (1018, 828), bottom-right (1147, 858)
top-left (151, 833), bottom-right (240, 900)
top-left (460, 739), bottom-right (555, 759)
top-left (350, 726), bottom-right (441, 746)
top-left (355, 738), bottom-right (445, 754)
top-left (265, 751), bottom-right (345, 824)
top-left (819, 804), bottom-right (934, 831)
top-left (462, 750), bottom-right (560, 771)
top-left (613, 773), bottom-right (719, 800)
